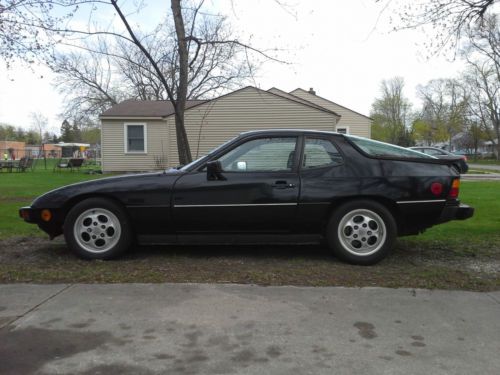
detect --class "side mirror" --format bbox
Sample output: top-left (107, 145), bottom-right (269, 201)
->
top-left (236, 161), bottom-right (247, 171)
top-left (206, 160), bottom-right (226, 181)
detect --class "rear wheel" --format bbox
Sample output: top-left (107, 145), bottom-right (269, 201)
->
top-left (326, 200), bottom-right (396, 265)
top-left (64, 198), bottom-right (132, 260)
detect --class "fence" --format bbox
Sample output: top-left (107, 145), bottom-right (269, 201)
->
top-left (1, 148), bottom-right (62, 160)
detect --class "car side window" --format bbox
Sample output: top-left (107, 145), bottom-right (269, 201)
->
top-left (219, 137), bottom-right (297, 172)
top-left (302, 138), bottom-right (343, 169)
top-left (425, 148), bottom-right (443, 156)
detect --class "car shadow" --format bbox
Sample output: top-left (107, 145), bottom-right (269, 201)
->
top-left (127, 243), bottom-right (335, 262)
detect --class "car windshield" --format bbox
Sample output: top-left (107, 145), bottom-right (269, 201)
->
top-left (346, 136), bottom-right (435, 159)
top-left (179, 135), bottom-right (239, 171)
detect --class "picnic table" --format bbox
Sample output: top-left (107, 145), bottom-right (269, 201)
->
top-left (0, 160), bottom-right (20, 173)
top-left (53, 158), bottom-right (84, 172)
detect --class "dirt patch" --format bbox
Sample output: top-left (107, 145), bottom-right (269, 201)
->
top-left (0, 236), bottom-right (499, 291)
top-left (0, 196), bottom-right (34, 204)
top-left (73, 363), bottom-right (156, 375)
top-left (354, 322), bottom-right (377, 339)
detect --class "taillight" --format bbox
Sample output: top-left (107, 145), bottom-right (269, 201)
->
top-left (448, 179), bottom-right (460, 199)
top-left (462, 155), bottom-right (467, 161)
top-left (430, 182), bottom-right (443, 196)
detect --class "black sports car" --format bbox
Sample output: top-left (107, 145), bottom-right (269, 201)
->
top-left (20, 130), bottom-right (474, 265)
top-left (409, 146), bottom-right (469, 174)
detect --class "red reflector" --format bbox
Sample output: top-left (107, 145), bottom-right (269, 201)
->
top-left (20, 210), bottom-right (29, 219)
top-left (430, 182), bottom-right (443, 196)
top-left (448, 179), bottom-right (460, 199)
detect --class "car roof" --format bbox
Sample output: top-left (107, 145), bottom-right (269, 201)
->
top-left (411, 146), bottom-right (444, 150)
top-left (239, 129), bottom-right (344, 137)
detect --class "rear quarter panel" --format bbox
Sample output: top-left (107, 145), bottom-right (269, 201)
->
top-left (297, 135), bottom-right (458, 234)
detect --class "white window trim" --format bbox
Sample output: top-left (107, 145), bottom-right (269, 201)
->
top-left (124, 123), bottom-right (148, 154)
top-left (336, 126), bottom-right (350, 134)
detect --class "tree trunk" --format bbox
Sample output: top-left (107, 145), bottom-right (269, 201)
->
top-left (174, 108), bottom-right (192, 165)
top-left (171, 0), bottom-right (192, 165)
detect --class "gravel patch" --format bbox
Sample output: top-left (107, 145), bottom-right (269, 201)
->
top-left (0, 236), bottom-right (499, 291)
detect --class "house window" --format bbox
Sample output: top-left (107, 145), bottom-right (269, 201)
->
top-left (336, 127), bottom-right (349, 134)
top-left (124, 123), bottom-right (147, 153)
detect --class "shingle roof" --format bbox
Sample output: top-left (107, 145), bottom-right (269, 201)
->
top-left (100, 99), bottom-right (207, 118)
top-left (267, 87), bottom-right (340, 117)
top-left (290, 88), bottom-right (372, 121)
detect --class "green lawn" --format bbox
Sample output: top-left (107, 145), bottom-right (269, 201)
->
top-left (399, 181), bottom-right (500, 256)
top-left (469, 159), bottom-right (500, 165)
top-left (0, 171), bottom-right (499, 289)
top-left (1, 167), bottom-right (499, 254)
top-left (0, 162), bottom-right (105, 239)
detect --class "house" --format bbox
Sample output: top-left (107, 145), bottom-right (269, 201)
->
top-left (25, 144), bottom-right (63, 158)
top-left (0, 141), bottom-right (26, 160)
top-left (421, 132), bottom-right (499, 158)
top-left (100, 86), bottom-right (372, 172)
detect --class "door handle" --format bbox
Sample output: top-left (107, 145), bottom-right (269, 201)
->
top-left (272, 180), bottom-right (296, 189)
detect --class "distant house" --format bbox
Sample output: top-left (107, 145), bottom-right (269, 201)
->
top-left (25, 144), bottom-right (62, 158)
top-left (0, 141), bottom-right (25, 160)
top-left (424, 133), bottom-right (498, 157)
top-left (100, 86), bottom-right (372, 172)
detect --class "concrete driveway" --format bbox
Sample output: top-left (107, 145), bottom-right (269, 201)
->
top-left (1, 284), bottom-right (499, 375)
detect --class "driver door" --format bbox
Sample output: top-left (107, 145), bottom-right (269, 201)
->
top-left (172, 136), bottom-right (300, 233)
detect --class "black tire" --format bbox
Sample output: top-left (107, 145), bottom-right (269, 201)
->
top-left (326, 200), bottom-right (397, 265)
top-left (63, 197), bottom-right (132, 260)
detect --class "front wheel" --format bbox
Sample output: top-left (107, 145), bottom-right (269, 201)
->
top-left (64, 197), bottom-right (132, 260)
top-left (326, 200), bottom-right (396, 265)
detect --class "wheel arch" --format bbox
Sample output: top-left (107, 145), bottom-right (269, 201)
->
top-left (323, 195), bottom-right (402, 234)
top-left (62, 194), bottom-right (134, 259)
top-left (61, 194), bottom-right (131, 224)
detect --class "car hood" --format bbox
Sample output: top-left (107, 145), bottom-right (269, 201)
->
top-left (31, 170), bottom-right (183, 208)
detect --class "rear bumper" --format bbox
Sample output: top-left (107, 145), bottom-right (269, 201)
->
top-left (438, 204), bottom-right (474, 223)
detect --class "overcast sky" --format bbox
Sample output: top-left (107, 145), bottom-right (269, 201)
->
top-left (0, 0), bottom-right (467, 133)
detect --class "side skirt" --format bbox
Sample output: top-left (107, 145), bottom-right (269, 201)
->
top-left (137, 233), bottom-right (323, 246)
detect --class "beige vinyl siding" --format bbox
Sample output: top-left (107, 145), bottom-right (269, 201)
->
top-left (101, 87), bottom-right (339, 172)
top-left (166, 86), bottom-right (338, 166)
top-left (101, 119), bottom-right (169, 172)
top-left (290, 88), bottom-right (372, 138)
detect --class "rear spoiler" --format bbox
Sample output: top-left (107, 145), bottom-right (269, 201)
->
top-left (372, 156), bottom-right (462, 165)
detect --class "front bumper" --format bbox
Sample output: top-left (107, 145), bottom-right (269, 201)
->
top-left (438, 203), bottom-right (474, 223)
top-left (19, 206), bottom-right (40, 223)
top-left (19, 206), bottom-right (63, 238)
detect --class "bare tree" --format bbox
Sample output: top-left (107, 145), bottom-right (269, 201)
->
top-left (30, 112), bottom-right (48, 144)
top-left (462, 60), bottom-right (500, 158)
top-left (459, 15), bottom-right (500, 158)
top-left (50, 41), bottom-right (122, 124)
top-left (0, 0), bottom-right (273, 164)
top-left (418, 79), bottom-right (468, 149)
top-left (456, 121), bottom-right (485, 156)
top-left (379, 0), bottom-right (499, 54)
top-left (463, 14), bottom-right (500, 82)
top-left (371, 77), bottom-right (413, 146)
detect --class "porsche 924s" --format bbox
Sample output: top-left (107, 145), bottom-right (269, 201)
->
top-left (20, 130), bottom-right (474, 265)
